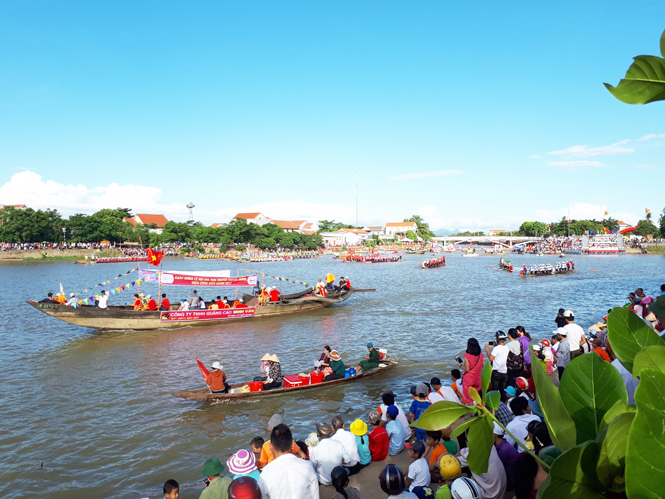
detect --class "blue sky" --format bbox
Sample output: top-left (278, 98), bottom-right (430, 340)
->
top-left (1, 1), bottom-right (663, 230)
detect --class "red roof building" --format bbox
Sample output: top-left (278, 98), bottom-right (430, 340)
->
top-left (271, 220), bottom-right (301, 232)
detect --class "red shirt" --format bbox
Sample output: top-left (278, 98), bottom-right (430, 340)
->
top-left (595, 346), bottom-right (611, 362)
top-left (269, 289), bottom-right (281, 302)
top-left (147, 299), bottom-right (157, 311)
top-left (161, 298), bottom-right (170, 310)
top-left (216, 300), bottom-right (224, 308)
top-left (368, 427), bottom-right (389, 461)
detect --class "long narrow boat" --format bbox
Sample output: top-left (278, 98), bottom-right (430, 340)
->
top-left (519, 268), bottom-right (578, 278)
top-left (406, 249), bottom-right (426, 255)
top-left (27, 288), bottom-right (369, 331)
top-left (421, 257), bottom-right (447, 269)
top-left (172, 361), bottom-right (398, 401)
top-left (498, 259), bottom-right (513, 272)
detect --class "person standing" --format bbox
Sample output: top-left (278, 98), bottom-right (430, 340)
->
top-left (506, 329), bottom-right (524, 385)
top-left (188, 290), bottom-right (201, 309)
top-left (554, 309), bottom-right (567, 328)
top-left (98, 290), bottom-right (109, 309)
top-left (561, 310), bottom-right (586, 360)
top-left (462, 338), bottom-right (484, 405)
top-left (553, 328), bottom-right (571, 379)
top-left (515, 326), bottom-right (531, 372)
top-left (258, 424), bottom-right (319, 499)
top-left (485, 332), bottom-right (509, 398)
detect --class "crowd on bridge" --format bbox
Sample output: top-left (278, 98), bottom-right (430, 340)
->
top-left (513, 236), bottom-right (583, 255)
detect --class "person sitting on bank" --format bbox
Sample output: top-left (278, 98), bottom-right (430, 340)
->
top-left (198, 457), bottom-right (232, 499)
top-left (358, 343), bottom-right (381, 372)
top-left (324, 350), bottom-right (346, 381)
top-left (262, 355), bottom-right (283, 390)
top-left (205, 361), bottom-right (229, 393)
top-left (160, 293), bottom-right (170, 311)
top-left (39, 292), bottom-right (58, 304)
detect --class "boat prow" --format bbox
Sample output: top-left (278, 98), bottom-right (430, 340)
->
top-left (172, 361), bottom-right (398, 402)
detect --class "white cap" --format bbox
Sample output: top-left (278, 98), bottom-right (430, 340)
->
top-left (492, 422), bottom-right (505, 436)
top-left (556, 327), bottom-right (567, 336)
top-left (563, 310), bottom-right (574, 318)
top-left (69, 293), bottom-right (75, 297)
top-left (211, 361), bottom-right (223, 370)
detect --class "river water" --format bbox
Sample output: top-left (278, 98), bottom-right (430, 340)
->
top-left (0, 253), bottom-right (662, 498)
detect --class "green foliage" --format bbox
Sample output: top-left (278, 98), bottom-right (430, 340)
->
top-left (530, 346), bottom-right (577, 451)
top-left (317, 220), bottom-right (356, 232)
top-left (537, 441), bottom-right (604, 499)
top-left (519, 221), bottom-right (549, 236)
top-left (607, 307), bottom-right (665, 373)
top-left (466, 415), bottom-right (494, 474)
top-left (559, 353), bottom-right (627, 444)
top-left (632, 345), bottom-right (665, 378)
top-left (485, 390), bottom-right (500, 410)
top-left (634, 219), bottom-right (659, 236)
top-left (597, 412), bottom-right (634, 493)
top-left (481, 362), bottom-right (493, 394)
top-left (411, 401), bottom-right (476, 430)
top-left (605, 30), bottom-right (665, 105)
top-left (626, 368), bottom-right (665, 498)
top-left (405, 230), bottom-right (418, 242)
top-left (0, 207), bottom-right (64, 243)
top-left (450, 416), bottom-right (483, 438)
top-left (404, 215), bottom-right (434, 241)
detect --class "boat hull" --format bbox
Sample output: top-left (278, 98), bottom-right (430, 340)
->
top-left (172, 361), bottom-right (398, 401)
top-left (27, 290), bottom-right (354, 331)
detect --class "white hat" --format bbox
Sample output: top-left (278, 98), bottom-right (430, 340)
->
top-left (211, 361), bottom-right (223, 370)
top-left (69, 293), bottom-right (75, 297)
top-left (556, 327), bottom-right (567, 336)
top-left (492, 422), bottom-right (505, 436)
top-left (563, 310), bottom-right (574, 318)
top-left (239, 298), bottom-right (244, 303)
top-left (533, 344), bottom-right (542, 351)
top-left (146, 295), bottom-right (151, 299)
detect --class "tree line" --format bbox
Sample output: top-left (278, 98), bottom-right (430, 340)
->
top-left (0, 207), bottom-right (322, 250)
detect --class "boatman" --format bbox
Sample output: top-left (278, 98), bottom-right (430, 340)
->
top-left (160, 294), bottom-right (170, 311)
top-left (205, 361), bottom-right (229, 393)
top-left (359, 343), bottom-right (381, 372)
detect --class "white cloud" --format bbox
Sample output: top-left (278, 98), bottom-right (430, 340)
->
top-left (548, 144), bottom-right (633, 158)
top-left (0, 171), bottom-right (187, 219)
top-left (388, 170), bottom-right (463, 180)
top-left (547, 160), bottom-right (605, 169)
top-left (635, 133), bottom-right (665, 142)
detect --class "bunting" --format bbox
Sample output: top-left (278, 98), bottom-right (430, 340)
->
top-left (265, 274), bottom-right (310, 287)
top-left (69, 267), bottom-right (141, 297)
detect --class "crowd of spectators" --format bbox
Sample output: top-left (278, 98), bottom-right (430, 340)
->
top-left (514, 236), bottom-right (584, 254)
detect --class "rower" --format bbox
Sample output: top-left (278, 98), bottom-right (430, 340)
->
top-left (205, 361), bottom-right (229, 393)
top-left (358, 343), bottom-right (381, 372)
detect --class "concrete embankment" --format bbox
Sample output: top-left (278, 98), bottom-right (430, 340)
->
top-left (0, 249), bottom-right (122, 260)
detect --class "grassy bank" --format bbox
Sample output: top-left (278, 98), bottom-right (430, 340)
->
top-left (0, 250), bottom-right (124, 261)
top-left (647, 245), bottom-right (665, 254)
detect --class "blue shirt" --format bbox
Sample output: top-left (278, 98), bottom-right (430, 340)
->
top-left (409, 399), bottom-right (431, 441)
top-left (233, 470), bottom-right (260, 481)
top-left (355, 434), bottom-right (372, 465)
top-left (386, 420), bottom-right (405, 455)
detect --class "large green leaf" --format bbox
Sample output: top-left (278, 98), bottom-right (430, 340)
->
top-left (466, 415), bottom-right (494, 475)
top-left (450, 415), bottom-right (482, 438)
top-left (626, 368), bottom-right (665, 498)
top-left (597, 411), bottom-right (634, 492)
top-left (537, 441), bottom-right (604, 499)
top-left (560, 353), bottom-right (627, 444)
top-left (632, 345), bottom-right (665, 378)
top-left (412, 400), bottom-right (477, 430)
top-left (606, 307), bottom-right (664, 373)
top-left (485, 390), bottom-right (500, 410)
top-left (530, 346), bottom-right (577, 451)
top-left (540, 445), bottom-right (563, 467)
top-left (604, 55), bottom-right (665, 104)
top-left (600, 399), bottom-right (628, 430)
top-left (481, 362), bottom-right (492, 394)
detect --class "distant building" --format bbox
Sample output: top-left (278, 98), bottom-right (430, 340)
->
top-left (271, 220), bottom-right (301, 233)
top-left (319, 232), bottom-right (346, 247)
top-left (0, 204), bottom-right (28, 210)
top-left (210, 223), bottom-right (227, 228)
top-left (294, 220), bottom-right (320, 234)
top-left (617, 220), bottom-right (631, 232)
top-left (123, 214), bottom-right (169, 235)
top-left (363, 225), bottom-right (385, 237)
top-left (384, 222), bottom-right (418, 237)
top-left (232, 212), bottom-right (272, 226)
top-left (488, 230), bottom-right (508, 236)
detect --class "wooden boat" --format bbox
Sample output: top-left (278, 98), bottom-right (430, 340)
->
top-left (74, 259), bottom-right (96, 264)
top-left (462, 253), bottom-right (478, 258)
top-left (498, 259), bottom-right (513, 272)
top-left (172, 361), bottom-right (398, 401)
top-left (421, 258), bottom-right (447, 269)
top-left (519, 268), bottom-right (578, 278)
top-left (27, 288), bottom-right (370, 331)
top-left (406, 249), bottom-right (426, 255)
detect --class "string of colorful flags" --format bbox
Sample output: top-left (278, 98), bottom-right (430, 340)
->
top-left (265, 275), bottom-right (309, 287)
top-left (71, 267), bottom-right (145, 307)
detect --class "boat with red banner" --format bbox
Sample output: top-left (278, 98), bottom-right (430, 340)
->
top-left (28, 269), bottom-right (371, 331)
top-left (172, 359), bottom-right (397, 402)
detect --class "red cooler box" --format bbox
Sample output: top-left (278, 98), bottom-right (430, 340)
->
top-left (248, 381), bottom-right (264, 392)
top-left (299, 375), bottom-right (310, 386)
top-left (283, 375), bottom-right (305, 388)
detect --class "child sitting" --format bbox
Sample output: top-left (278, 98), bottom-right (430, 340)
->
top-left (405, 439), bottom-right (431, 492)
top-left (385, 405), bottom-right (405, 455)
top-left (163, 479), bottom-right (179, 499)
top-left (366, 410), bottom-right (389, 461)
top-left (250, 436), bottom-right (264, 460)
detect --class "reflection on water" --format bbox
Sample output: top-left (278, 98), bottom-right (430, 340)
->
top-left (0, 254), bottom-right (662, 498)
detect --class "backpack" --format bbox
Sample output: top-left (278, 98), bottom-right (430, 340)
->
top-left (507, 341), bottom-right (525, 372)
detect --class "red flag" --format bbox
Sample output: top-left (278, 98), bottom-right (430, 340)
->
top-left (196, 359), bottom-right (210, 380)
top-left (147, 248), bottom-right (163, 266)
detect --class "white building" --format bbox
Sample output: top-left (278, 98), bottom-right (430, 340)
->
top-left (232, 212), bottom-right (272, 226)
top-left (363, 225), bottom-right (385, 237)
top-left (384, 221), bottom-right (418, 237)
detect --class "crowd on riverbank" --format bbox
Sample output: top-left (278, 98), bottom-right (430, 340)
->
top-left (0, 241), bottom-right (111, 251)
top-left (155, 283), bottom-right (665, 499)
top-left (515, 236), bottom-right (584, 254)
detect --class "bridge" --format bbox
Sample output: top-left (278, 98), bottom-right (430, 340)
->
top-left (432, 236), bottom-right (544, 247)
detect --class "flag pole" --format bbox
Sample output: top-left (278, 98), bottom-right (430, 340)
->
top-left (158, 260), bottom-right (163, 308)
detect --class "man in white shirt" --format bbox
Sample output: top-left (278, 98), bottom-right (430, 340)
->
top-left (309, 422), bottom-right (351, 485)
top-left (98, 290), bottom-right (109, 309)
top-left (505, 397), bottom-right (541, 451)
top-left (66, 293), bottom-right (77, 307)
top-left (562, 310), bottom-right (586, 360)
top-left (430, 377), bottom-right (458, 403)
top-left (330, 416), bottom-right (360, 470)
top-left (485, 331), bottom-right (510, 397)
top-left (458, 445), bottom-right (507, 499)
top-left (258, 423), bottom-right (319, 499)
top-left (378, 391), bottom-right (410, 436)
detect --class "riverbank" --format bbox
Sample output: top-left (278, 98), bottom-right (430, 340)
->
top-left (0, 249), bottom-right (123, 261)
